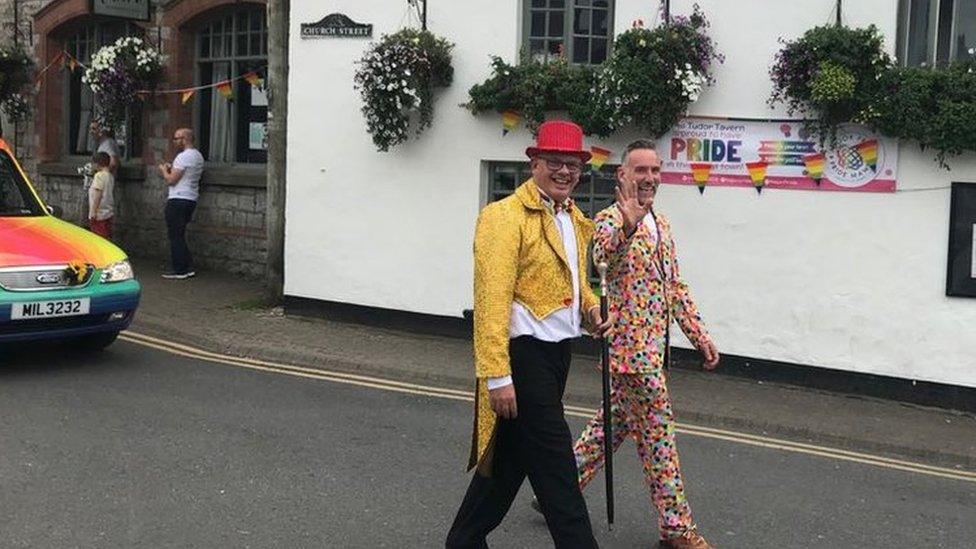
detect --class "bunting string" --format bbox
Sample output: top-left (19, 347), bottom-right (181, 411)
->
top-left (34, 50), bottom-right (266, 102)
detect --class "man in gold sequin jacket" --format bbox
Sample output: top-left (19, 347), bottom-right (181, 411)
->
top-left (446, 121), bottom-right (611, 549)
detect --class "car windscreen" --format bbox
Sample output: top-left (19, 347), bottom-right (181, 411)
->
top-left (0, 150), bottom-right (44, 217)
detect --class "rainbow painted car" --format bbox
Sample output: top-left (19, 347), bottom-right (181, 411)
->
top-left (0, 138), bottom-right (139, 349)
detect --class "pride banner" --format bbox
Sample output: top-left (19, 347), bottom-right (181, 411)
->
top-left (658, 118), bottom-right (897, 193)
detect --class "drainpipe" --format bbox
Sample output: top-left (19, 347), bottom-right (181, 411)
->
top-left (265, 0), bottom-right (288, 302)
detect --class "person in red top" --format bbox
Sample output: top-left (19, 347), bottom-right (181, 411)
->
top-left (87, 152), bottom-right (115, 240)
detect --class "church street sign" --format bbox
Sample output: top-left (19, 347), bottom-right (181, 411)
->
top-left (301, 13), bottom-right (373, 39)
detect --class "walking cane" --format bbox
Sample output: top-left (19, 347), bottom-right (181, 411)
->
top-left (597, 262), bottom-right (614, 529)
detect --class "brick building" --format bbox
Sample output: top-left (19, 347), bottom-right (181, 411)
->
top-left (1, 0), bottom-right (269, 276)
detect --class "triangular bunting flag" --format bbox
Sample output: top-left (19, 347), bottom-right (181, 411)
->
top-left (689, 163), bottom-right (712, 194)
top-left (803, 153), bottom-right (826, 186)
top-left (501, 110), bottom-right (521, 136)
top-left (68, 56), bottom-right (78, 72)
top-left (243, 71), bottom-right (262, 87)
top-left (216, 80), bottom-right (233, 100)
top-left (589, 146), bottom-right (612, 172)
top-left (57, 51), bottom-right (67, 69)
top-left (856, 139), bottom-right (878, 172)
top-left (181, 89), bottom-right (196, 105)
top-left (745, 161), bottom-right (769, 195)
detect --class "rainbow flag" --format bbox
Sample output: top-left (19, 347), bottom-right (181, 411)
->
top-left (216, 80), bottom-right (233, 100)
top-left (243, 71), bottom-right (263, 87)
top-left (501, 110), bottom-right (521, 136)
top-left (181, 89), bottom-right (196, 105)
top-left (856, 139), bottom-right (878, 171)
top-left (589, 146), bottom-right (612, 172)
top-left (803, 153), bottom-right (826, 185)
top-left (689, 163), bottom-right (711, 194)
top-left (746, 161), bottom-right (769, 194)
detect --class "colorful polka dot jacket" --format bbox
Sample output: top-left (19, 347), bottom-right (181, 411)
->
top-left (593, 204), bottom-right (710, 374)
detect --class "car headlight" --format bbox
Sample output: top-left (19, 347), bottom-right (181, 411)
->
top-left (101, 260), bottom-right (134, 283)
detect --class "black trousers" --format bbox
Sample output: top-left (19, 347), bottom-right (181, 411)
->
top-left (446, 336), bottom-right (598, 549)
top-left (165, 198), bottom-right (197, 274)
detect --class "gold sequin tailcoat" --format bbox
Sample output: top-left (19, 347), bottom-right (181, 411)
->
top-left (468, 179), bottom-right (599, 472)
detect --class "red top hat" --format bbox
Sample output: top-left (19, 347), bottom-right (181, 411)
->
top-left (525, 120), bottom-right (592, 163)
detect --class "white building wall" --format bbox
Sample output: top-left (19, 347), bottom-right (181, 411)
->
top-left (286, 0), bottom-right (976, 388)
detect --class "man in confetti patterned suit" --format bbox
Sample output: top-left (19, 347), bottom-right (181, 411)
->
top-left (573, 139), bottom-right (720, 549)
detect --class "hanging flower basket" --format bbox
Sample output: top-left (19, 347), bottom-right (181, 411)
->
top-left (583, 4), bottom-right (724, 138)
top-left (768, 24), bottom-right (891, 144)
top-left (353, 28), bottom-right (455, 152)
top-left (771, 24), bottom-right (976, 166)
top-left (465, 4), bottom-right (723, 138)
top-left (82, 36), bottom-right (163, 131)
top-left (0, 44), bottom-right (36, 123)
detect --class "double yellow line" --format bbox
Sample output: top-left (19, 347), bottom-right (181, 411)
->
top-left (120, 331), bottom-right (976, 484)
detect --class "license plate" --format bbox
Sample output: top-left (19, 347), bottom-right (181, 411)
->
top-left (10, 298), bottom-right (90, 320)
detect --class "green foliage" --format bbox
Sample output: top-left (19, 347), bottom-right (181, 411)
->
top-left (868, 61), bottom-right (976, 167)
top-left (354, 29), bottom-right (454, 151)
top-left (465, 4), bottom-right (722, 138)
top-left (0, 44), bottom-right (35, 122)
top-left (465, 55), bottom-right (596, 133)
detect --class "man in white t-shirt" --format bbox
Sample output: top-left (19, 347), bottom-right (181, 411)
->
top-left (90, 121), bottom-right (121, 175)
top-left (157, 127), bottom-right (204, 280)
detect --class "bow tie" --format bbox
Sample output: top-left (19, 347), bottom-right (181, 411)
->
top-left (542, 195), bottom-right (573, 214)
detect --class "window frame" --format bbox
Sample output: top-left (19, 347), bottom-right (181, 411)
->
top-left (521, 0), bottom-right (615, 65)
top-left (193, 7), bottom-right (269, 165)
top-left (897, 0), bottom-right (975, 66)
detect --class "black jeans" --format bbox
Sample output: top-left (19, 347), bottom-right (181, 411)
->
top-left (165, 199), bottom-right (197, 274)
top-left (446, 336), bottom-right (598, 549)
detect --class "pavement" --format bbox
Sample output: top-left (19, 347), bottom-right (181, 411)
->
top-left (129, 258), bottom-right (976, 471)
top-left (3, 342), bottom-right (973, 548)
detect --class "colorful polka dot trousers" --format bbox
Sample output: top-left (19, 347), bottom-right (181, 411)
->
top-left (573, 372), bottom-right (694, 538)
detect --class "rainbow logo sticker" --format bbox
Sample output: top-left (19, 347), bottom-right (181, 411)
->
top-left (746, 161), bottom-right (769, 194)
top-left (689, 163), bottom-right (712, 194)
top-left (803, 153), bottom-right (826, 185)
top-left (589, 146), bottom-right (612, 172)
top-left (856, 139), bottom-right (878, 172)
top-left (501, 110), bottom-right (521, 136)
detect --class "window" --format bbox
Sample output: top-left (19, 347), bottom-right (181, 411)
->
top-left (196, 8), bottom-right (268, 164)
top-left (487, 161), bottom-right (617, 282)
top-left (523, 0), bottom-right (614, 65)
top-left (897, 0), bottom-right (976, 65)
top-left (63, 22), bottom-right (143, 158)
top-left (0, 151), bottom-right (44, 217)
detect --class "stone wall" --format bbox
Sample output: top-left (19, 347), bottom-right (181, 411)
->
top-left (36, 164), bottom-right (267, 277)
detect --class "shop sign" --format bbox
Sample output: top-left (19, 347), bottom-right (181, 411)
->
top-left (91, 0), bottom-right (151, 21)
top-left (301, 13), bottom-right (373, 39)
